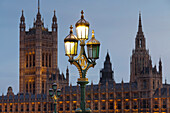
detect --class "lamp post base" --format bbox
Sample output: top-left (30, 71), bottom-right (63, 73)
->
top-left (77, 79), bottom-right (89, 113)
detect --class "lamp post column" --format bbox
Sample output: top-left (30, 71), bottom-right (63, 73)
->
top-left (78, 80), bottom-right (88, 112)
top-left (54, 102), bottom-right (57, 113)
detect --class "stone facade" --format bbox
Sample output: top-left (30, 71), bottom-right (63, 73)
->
top-left (19, 6), bottom-right (69, 95)
top-left (0, 2), bottom-right (169, 113)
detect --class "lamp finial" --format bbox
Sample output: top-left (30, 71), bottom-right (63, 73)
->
top-left (81, 10), bottom-right (84, 19)
top-left (92, 30), bottom-right (95, 38)
top-left (70, 25), bottom-right (73, 33)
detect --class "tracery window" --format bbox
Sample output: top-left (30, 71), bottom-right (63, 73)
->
top-left (10, 105), bottom-right (12, 112)
top-left (38, 104), bottom-right (41, 111)
top-left (109, 93), bottom-right (113, 99)
top-left (73, 103), bottom-right (76, 110)
top-left (87, 94), bottom-right (91, 100)
top-left (33, 82), bottom-right (35, 94)
top-left (94, 94), bottom-right (98, 99)
top-left (154, 100), bottom-right (158, 108)
top-left (32, 104), bottom-right (35, 111)
top-left (26, 82), bottom-right (28, 93)
top-left (94, 103), bottom-right (98, 110)
top-left (5, 105), bottom-right (7, 112)
top-left (133, 101), bottom-right (137, 109)
top-left (117, 101), bottom-right (121, 109)
top-left (59, 104), bottom-right (63, 111)
top-left (0, 105), bottom-right (2, 112)
top-left (102, 93), bottom-right (106, 99)
top-left (101, 102), bottom-right (106, 110)
top-left (26, 104), bottom-right (29, 111)
top-left (162, 99), bottom-right (166, 108)
top-left (125, 102), bottom-right (129, 109)
top-left (26, 54), bottom-right (28, 67)
top-left (66, 104), bottom-right (69, 111)
top-left (15, 104), bottom-right (18, 112)
top-left (42, 53), bottom-right (45, 66)
top-left (43, 103), bottom-right (47, 111)
top-left (109, 101), bottom-right (114, 109)
top-left (49, 54), bottom-right (51, 67)
top-left (21, 104), bottom-right (23, 112)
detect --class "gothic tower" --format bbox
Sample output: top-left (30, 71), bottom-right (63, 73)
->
top-left (130, 13), bottom-right (162, 92)
top-left (99, 52), bottom-right (114, 84)
top-left (19, 1), bottom-right (60, 94)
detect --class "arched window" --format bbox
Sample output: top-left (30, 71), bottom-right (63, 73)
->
top-left (94, 103), bottom-right (98, 110)
top-left (30, 55), bottom-right (32, 67)
top-left (38, 104), bottom-right (41, 111)
top-left (153, 80), bottom-right (155, 89)
top-left (21, 104), bottom-right (23, 112)
top-left (46, 53), bottom-right (48, 67)
top-left (10, 105), bottom-right (12, 112)
top-left (42, 53), bottom-right (44, 66)
top-left (15, 104), bottom-right (18, 112)
top-left (32, 104), bottom-right (35, 111)
top-left (33, 54), bottom-right (35, 66)
top-left (26, 104), bottom-right (29, 111)
top-left (43, 103), bottom-right (47, 111)
top-left (26, 54), bottom-right (28, 67)
top-left (49, 54), bottom-right (51, 67)
top-left (26, 82), bottom-right (28, 92)
top-left (102, 102), bottom-right (105, 110)
top-left (0, 105), bottom-right (2, 112)
top-left (143, 80), bottom-right (147, 89)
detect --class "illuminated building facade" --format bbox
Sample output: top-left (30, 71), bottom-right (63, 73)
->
top-left (0, 1), bottom-right (169, 113)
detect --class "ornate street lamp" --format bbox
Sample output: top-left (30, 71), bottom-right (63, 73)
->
top-left (49, 83), bottom-right (61, 113)
top-left (64, 25), bottom-right (78, 58)
top-left (64, 10), bottom-right (100, 113)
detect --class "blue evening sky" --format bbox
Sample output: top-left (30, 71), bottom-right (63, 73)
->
top-left (0, 0), bottom-right (170, 94)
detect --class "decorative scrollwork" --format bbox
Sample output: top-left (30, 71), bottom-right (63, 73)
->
top-left (78, 55), bottom-right (88, 70)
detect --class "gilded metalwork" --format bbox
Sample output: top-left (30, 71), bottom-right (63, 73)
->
top-left (78, 55), bottom-right (88, 70)
top-left (65, 10), bottom-right (100, 113)
top-left (86, 30), bottom-right (100, 45)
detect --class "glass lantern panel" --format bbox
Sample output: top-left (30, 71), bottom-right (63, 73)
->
top-left (88, 46), bottom-right (92, 58)
top-left (65, 42), bottom-right (77, 56)
top-left (74, 42), bottom-right (78, 55)
top-left (92, 46), bottom-right (97, 58)
top-left (57, 90), bottom-right (61, 96)
top-left (52, 85), bottom-right (57, 91)
top-left (49, 90), bottom-right (53, 96)
top-left (76, 26), bottom-right (89, 40)
top-left (97, 46), bottom-right (100, 58)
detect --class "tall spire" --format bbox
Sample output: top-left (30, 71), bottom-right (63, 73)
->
top-left (138, 12), bottom-right (143, 33)
top-left (36, 0), bottom-right (42, 25)
top-left (38, 0), bottom-right (40, 13)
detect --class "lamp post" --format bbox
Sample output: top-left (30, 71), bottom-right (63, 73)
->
top-left (49, 83), bottom-right (61, 113)
top-left (64, 10), bottom-right (100, 113)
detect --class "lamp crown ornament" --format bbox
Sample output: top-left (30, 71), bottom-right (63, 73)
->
top-left (92, 30), bottom-right (95, 38)
top-left (70, 25), bottom-right (73, 33)
top-left (81, 10), bottom-right (84, 19)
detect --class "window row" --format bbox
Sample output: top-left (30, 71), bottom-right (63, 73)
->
top-left (0, 103), bottom-right (53, 112)
top-left (42, 53), bottom-right (52, 67)
top-left (26, 54), bottom-right (35, 67)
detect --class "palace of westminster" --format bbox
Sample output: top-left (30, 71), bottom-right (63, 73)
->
top-left (0, 2), bottom-right (169, 113)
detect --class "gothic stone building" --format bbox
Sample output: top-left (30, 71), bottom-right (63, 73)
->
top-left (0, 2), bottom-right (170, 113)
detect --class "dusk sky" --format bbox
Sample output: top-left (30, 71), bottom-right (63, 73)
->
top-left (0, 0), bottom-right (170, 94)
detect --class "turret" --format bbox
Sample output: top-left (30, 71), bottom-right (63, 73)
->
top-left (52, 10), bottom-right (57, 32)
top-left (35, 0), bottom-right (43, 27)
top-left (20, 10), bottom-right (25, 32)
top-left (159, 58), bottom-right (162, 75)
top-left (66, 66), bottom-right (69, 85)
top-left (135, 12), bottom-right (146, 50)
